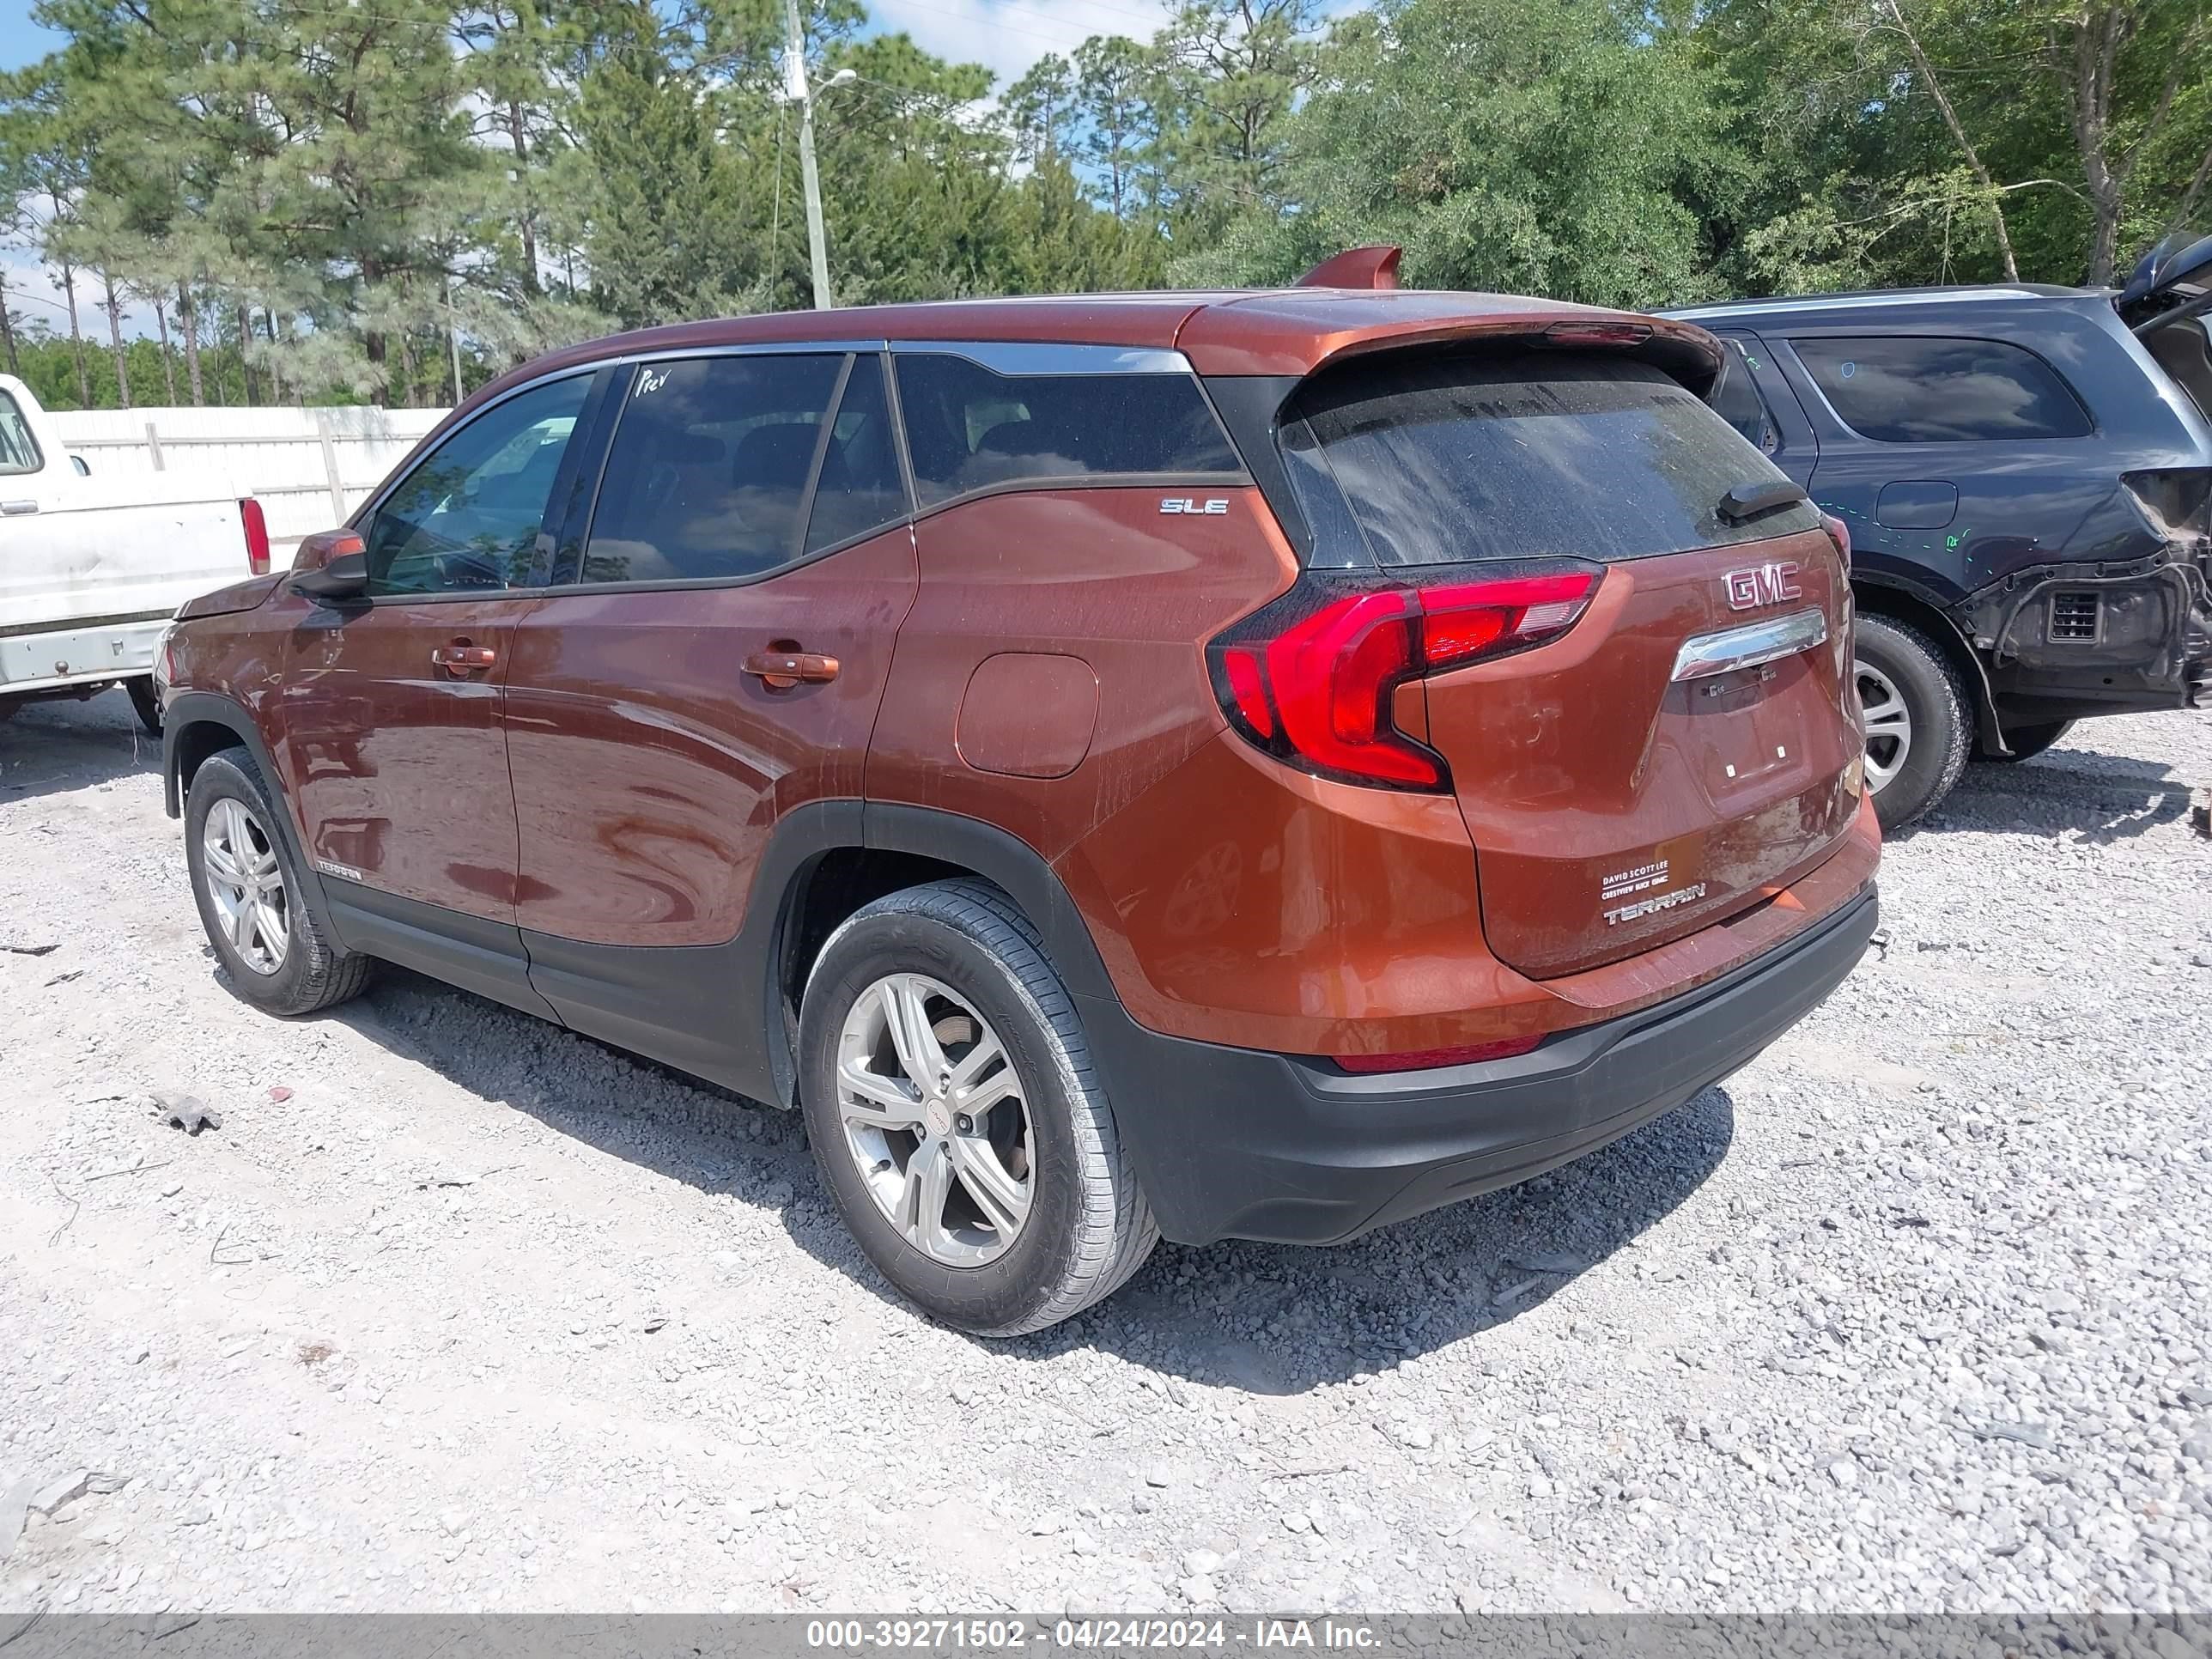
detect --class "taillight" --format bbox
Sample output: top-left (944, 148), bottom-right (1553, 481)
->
top-left (1820, 511), bottom-right (1851, 574)
top-left (1208, 561), bottom-right (1599, 790)
top-left (1334, 1034), bottom-right (1544, 1073)
top-left (241, 497), bottom-right (270, 575)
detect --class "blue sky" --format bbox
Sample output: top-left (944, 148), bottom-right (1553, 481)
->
top-left (0, 3), bottom-right (61, 72)
top-left (0, 0), bottom-right (1178, 82)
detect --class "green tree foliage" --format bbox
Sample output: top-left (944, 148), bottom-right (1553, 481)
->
top-left (1, 0), bottom-right (2207, 410)
top-left (1186, 0), bottom-right (1741, 300)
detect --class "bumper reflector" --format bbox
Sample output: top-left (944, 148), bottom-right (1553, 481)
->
top-left (1333, 1034), bottom-right (1544, 1074)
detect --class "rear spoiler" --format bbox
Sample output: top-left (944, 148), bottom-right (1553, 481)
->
top-left (1188, 247), bottom-right (1726, 390)
top-left (1297, 246), bottom-right (1402, 290)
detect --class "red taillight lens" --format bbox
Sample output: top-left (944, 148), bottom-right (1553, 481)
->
top-left (1819, 511), bottom-right (1850, 574)
top-left (1419, 572), bottom-right (1598, 669)
top-left (1334, 1034), bottom-right (1544, 1073)
top-left (1210, 562), bottom-right (1599, 790)
top-left (240, 498), bottom-right (270, 575)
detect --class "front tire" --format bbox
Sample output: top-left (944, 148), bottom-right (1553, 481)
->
top-left (1855, 614), bottom-right (1970, 831)
top-left (798, 879), bottom-right (1158, 1335)
top-left (184, 749), bottom-right (374, 1015)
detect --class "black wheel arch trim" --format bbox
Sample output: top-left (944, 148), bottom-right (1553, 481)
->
top-left (1853, 574), bottom-right (2008, 757)
top-left (161, 691), bottom-right (339, 921)
top-left (858, 805), bottom-right (1115, 1001)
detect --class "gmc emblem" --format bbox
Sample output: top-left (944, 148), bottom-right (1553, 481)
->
top-left (1724, 561), bottom-right (1802, 611)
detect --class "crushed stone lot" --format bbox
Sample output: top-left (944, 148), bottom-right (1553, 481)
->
top-left (2, 694), bottom-right (2209, 1616)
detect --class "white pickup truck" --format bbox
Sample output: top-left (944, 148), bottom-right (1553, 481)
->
top-left (0, 373), bottom-right (270, 732)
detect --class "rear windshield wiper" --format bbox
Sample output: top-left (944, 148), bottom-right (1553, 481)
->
top-left (1717, 479), bottom-right (1808, 523)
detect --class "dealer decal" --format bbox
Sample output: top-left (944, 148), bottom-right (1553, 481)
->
top-left (1601, 857), bottom-right (1706, 925)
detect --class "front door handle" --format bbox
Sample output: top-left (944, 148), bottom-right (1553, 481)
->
top-left (1, 500), bottom-right (38, 516)
top-left (430, 641), bottom-right (499, 677)
top-left (741, 649), bottom-right (840, 689)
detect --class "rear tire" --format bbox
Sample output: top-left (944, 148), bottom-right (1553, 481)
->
top-left (1855, 614), bottom-right (1969, 831)
top-left (1978, 718), bottom-right (2074, 763)
top-left (798, 878), bottom-right (1158, 1335)
top-left (185, 749), bottom-right (374, 1016)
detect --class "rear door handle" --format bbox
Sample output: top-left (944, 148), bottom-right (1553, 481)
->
top-left (430, 642), bottom-right (499, 677)
top-left (1, 500), bottom-right (38, 516)
top-left (742, 650), bottom-right (840, 688)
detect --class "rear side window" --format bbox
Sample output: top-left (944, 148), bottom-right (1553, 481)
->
top-left (1283, 350), bottom-right (1819, 567)
top-left (805, 356), bottom-right (908, 554)
top-left (1710, 340), bottom-right (1778, 455)
top-left (583, 355), bottom-right (846, 584)
top-left (895, 354), bottom-right (1240, 506)
top-left (1792, 335), bottom-right (2092, 442)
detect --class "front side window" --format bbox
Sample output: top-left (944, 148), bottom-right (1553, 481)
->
top-left (1791, 335), bottom-right (2092, 443)
top-left (1283, 349), bottom-right (1819, 567)
top-left (894, 354), bottom-right (1241, 506)
top-left (363, 376), bottom-right (589, 595)
top-left (0, 392), bottom-right (44, 474)
top-left (580, 354), bottom-right (852, 584)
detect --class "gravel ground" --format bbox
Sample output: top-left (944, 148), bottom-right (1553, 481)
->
top-left (1, 691), bottom-right (2209, 1617)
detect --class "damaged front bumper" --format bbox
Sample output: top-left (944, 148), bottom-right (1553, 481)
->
top-left (1951, 542), bottom-right (2212, 723)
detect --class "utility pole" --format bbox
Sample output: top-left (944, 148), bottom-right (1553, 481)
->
top-left (783, 0), bottom-right (833, 311)
top-left (445, 274), bottom-right (465, 404)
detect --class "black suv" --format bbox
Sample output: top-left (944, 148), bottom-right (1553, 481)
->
top-left (1666, 234), bottom-right (2212, 827)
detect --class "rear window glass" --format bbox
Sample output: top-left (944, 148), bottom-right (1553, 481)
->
top-left (895, 355), bottom-right (1241, 506)
top-left (1792, 335), bottom-right (2092, 442)
top-left (1283, 351), bottom-right (1818, 567)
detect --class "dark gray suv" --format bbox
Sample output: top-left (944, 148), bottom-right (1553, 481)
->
top-left (1667, 234), bottom-right (2212, 827)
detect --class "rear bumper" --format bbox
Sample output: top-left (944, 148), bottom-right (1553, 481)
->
top-left (1953, 548), bottom-right (2212, 720)
top-left (1080, 884), bottom-right (1878, 1247)
top-left (0, 613), bottom-right (167, 694)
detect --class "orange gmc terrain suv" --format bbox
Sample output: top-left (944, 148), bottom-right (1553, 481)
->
top-left (155, 249), bottom-right (1880, 1334)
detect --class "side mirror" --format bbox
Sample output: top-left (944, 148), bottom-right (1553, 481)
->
top-left (292, 526), bottom-right (365, 574)
top-left (290, 549), bottom-right (370, 605)
top-left (70, 454), bottom-right (90, 477)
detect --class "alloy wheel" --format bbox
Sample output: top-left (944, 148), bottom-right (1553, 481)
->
top-left (201, 797), bottom-right (289, 975)
top-left (836, 973), bottom-right (1034, 1267)
top-left (1855, 658), bottom-right (1912, 794)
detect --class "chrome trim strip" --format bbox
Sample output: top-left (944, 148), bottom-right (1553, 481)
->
top-left (617, 338), bottom-right (890, 361)
top-left (887, 340), bottom-right (1194, 376)
top-left (1665, 289), bottom-right (2041, 321)
top-left (1671, 607), bottom-right (1829, 681)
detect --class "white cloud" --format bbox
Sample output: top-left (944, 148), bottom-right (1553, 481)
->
top-left (862, 0), bottom-right (1176, 92)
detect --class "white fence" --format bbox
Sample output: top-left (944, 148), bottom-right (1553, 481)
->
top-left (47, 404), bottom-right (452, 547)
